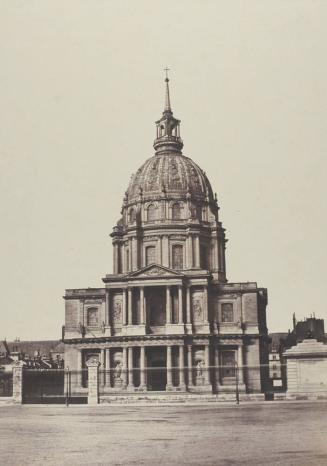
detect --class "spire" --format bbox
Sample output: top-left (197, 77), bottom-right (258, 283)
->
top-left (153, 69), bottom-right (183, 155)
top-left (164, 67), bottom-right (171, 112)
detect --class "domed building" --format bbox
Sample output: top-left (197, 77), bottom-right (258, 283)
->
top-left (63, 77), bottom-right (269, 399)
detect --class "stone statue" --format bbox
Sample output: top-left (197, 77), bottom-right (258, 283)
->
top-left (114, 361), bottom-right (122, 379)
top-left (196, 361), bottom-right (203, 377)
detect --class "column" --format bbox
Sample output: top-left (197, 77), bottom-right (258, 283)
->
top-left (178, 286), bottom-right (183, 324)
top-left (195, 235), bottom-right (200, 268)
top-left (186, 286), bottom-right (191, 324)
top-left (105, 290), bottom-right (110, 326)
top-left (218, 237), bottom-right (222, 272)
top-left (132, 237), bottom-right (138, 271)
top-left (122, 347), bottom-right (128, 388)
top-left (140, 287), bottom-right (145, 325)
top-left (158, 236), bottom-right (162, 265)
top-left (122, 289), bottom-right (127, 326)
top-left (187, 345), bottom-right (193, 387)
top-left (179, 346), bottom-right (186, 389)
top-left (86, 358), bottom-right (100, 405)
top-left (105, 348), bottom-right (111, 387)
top-left (187, 235), bottom-right (193, 268)
top-left (140, 346), bottom-right (146, 389)
top-left (237, 344), bottom-right (245, 385)
top-left (162, 235), bottom-right (169, 267)
top-left (12, 361), bottom-right (24, 404)
top-left (113, 243), bottom-right (118, 274)
top-left (214, 346), bottom-right (220, 389)
top-left (204, 344), bottom-right (210, 384)
top-left (127, 347), bottom-right (134, 390)
top-left (128, 237), bottom-right (132, 270)
top-left (203, 287), bottom-right (208, 322)
top-left (166, 286), bottom-right (171, 324)
top-left (166, 346), bottom-right (173, 390)
top-left (77, 349), bottom-right (82, 387)
top-left (128, 288), bottom-right (133, 325)
top-left (100, 349), bottom-right (105, 386)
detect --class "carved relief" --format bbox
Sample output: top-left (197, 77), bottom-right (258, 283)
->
top-left (143, 266), bottom-right (171, 276)
top-left (192, 291), bottom-right (204, 322)
top-left (112, 295), bottom-right (123, 324)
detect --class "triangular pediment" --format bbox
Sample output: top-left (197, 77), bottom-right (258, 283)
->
top-left (128, 264), bottom-right (184, 279)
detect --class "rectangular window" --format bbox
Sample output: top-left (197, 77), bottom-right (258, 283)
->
top-left (87, 308), bottom-right (98, 326)
top-left (172, 244), bottom-right (183, 269)
top-left (221, 303), bottom-right (234, 322)
top-left (221, 351), bottom-right (236, 377)
top-left (146, 246), bottom-right (156, 265)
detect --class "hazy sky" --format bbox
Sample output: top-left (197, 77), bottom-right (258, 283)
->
top-left (1, 0), bottom-right (326, 340)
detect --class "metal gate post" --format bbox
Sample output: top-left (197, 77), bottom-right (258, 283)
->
top-left (235, 361), bottom-right (239, 405)
top-left (65, 367), bottom-right (70, 407)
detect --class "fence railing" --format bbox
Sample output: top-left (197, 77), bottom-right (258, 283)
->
top-left (0, 371), bottom-right (13, 397)
top-left (6, 364), bottom-right (285, 405)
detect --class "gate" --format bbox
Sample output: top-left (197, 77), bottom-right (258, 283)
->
top-left (23, 369), bottom-right (87, 404)
top-left (0, 370), bottom-right (13, 397)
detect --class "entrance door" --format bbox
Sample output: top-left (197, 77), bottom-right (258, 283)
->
top-left (147, 348), bottom-right (167, 391)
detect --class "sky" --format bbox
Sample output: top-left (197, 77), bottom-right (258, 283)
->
top-left (0, 0), bottom-right (326, 340)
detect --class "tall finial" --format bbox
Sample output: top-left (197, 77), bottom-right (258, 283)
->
top-left (164, 67), bottom-right (171, 112)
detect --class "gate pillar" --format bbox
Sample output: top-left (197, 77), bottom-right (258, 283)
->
top-left (12, 361), bottom-right (24, 404)
top-left (86, 358), bottom-right (100, 405)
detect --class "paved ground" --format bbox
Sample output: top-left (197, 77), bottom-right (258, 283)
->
top-left (0, 401), bottom-right (326, 466)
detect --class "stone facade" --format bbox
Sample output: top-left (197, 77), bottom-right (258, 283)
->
top-left (63, 77), bottom-right (269, 398)
top-left (283, 339), bottom-right (327, 400)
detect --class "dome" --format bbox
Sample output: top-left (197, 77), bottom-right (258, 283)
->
top-left (126, 153), bottom-right (214, 204)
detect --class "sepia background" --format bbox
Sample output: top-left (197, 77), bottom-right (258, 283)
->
top-left (0, 0), bottom-right (326, 340)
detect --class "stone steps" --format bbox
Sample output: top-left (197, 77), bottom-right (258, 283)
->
top-left (99, 393), bottom-right (265, 404)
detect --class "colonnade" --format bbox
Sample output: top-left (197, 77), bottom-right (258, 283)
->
top-left (95, 342), bottom-right (243, 391)
top-left (105, 285), bottom-right (209, 327)
top-left (112, 230), bottom-right (227, 275)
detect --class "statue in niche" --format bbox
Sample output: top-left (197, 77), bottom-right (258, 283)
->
top-left (113, 300), bottom-right (122, 323)
top-left (195, 360), bottom-right (205, 386)
top-left (196, 361), bottom-right (203, 377)
top-left (113, 361), bottom-right (123, 387)
top-left (193, 297), bottom-right (203, 321)
top-left (114, 361), bottom-right (122, 379)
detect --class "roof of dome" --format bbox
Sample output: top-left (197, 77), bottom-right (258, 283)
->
top-left (126, 152), bottom-right (214, 203)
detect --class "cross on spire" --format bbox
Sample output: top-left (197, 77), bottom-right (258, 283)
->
top-left (164, 67), bottom-right (171, 111)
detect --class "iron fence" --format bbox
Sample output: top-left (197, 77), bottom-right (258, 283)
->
top-left (22, 369), bottom-right (88, 404)
top-left (0, 370), bottom-right (13, 397)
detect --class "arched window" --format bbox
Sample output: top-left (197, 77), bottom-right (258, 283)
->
top-left (87, 308), bottom-right (98, 326)
top-left (172, 244), bottom-right (183, 269)
top-left (129, 208), bottom-right (136, 223)
top-left (172, 202), bottom-right (182, 220)
top-left (146, 246), bottom-right (156, 265)
top-left (147, 204), bottom-right (156, 221)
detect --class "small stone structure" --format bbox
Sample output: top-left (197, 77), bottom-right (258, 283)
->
top-left (283, 339), bottom-right (327, 400)
top-left (86, 358), bottom-right (100, 405)
top-left (12, 361), bottom-right (24, 404)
